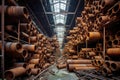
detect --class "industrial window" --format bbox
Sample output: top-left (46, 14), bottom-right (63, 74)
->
top-left (49, 0), bottom-right (68, 48)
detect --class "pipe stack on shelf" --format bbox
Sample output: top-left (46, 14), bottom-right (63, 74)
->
top-left (0, 0), bottom-right (60, 79)
top-left (62, 0), bottom-right (120, 76)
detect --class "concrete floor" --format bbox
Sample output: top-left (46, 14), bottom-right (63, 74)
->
top-left (38, 66), bottom-right (78, 80)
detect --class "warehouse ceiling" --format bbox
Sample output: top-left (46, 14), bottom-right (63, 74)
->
top-left (17, 0), bottom-right (84, 48)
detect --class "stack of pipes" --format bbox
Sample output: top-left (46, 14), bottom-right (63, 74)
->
top-left (0, 2), bottom-right (60, 80)
top-left (62, 0), bottom-right (120, 74)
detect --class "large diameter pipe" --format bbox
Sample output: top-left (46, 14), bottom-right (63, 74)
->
top-left (98, 16), bottom-right (110, 23)
top-left (4, 67), bottom-right (26, 80)
top-left (112, 2), bottom-right (120, 14)
top-left (107, 48), bottom-right (120, 56)
top-left (14, 63), bottom-right (28, 68)
top-left (67, 59), bottom-right (91, 64)
top-left (102, 65), bottom-right (112, 75)
top-left (110, 61), bottom-right (120, 71)
top-left (0, 6), bottom-right (30, 23)
top-left (101, 0), bottom-right (116, 9)
top-left (88, 51), bottom-right (96, 57)
top-left (67, 64), bottom-right (93, 71)
top-left (0, 6), bottom-right (29, 17)
top-left (23, 44), bottom-right (37, 52)
top-left (87, 32), bottom-right (102, 40)
top-left (4, 42), bottom-right (23, 53)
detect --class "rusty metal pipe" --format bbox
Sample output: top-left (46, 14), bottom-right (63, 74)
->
top-left (67, 64), bottom-right (93, 71)
top-left (2, 42), bottom-right (23, 53)
top-left (87, 32), bottom-right (102, 40)
top-left (18, 49), bottom-right (28, 58)
top-left (4, 67), bottom-right (26, 80)
top-left (67, 59), bottom-right (91, 64)
top-left (74, 66), bottom-right (98, 71)
top-left (29, 59), bottom-right (40, 64)
top-left (102, 65), bottom-right (112, 75)
top-left (23, 44), bottom-right (37, 52)
top-left (110, 61), bottom-right (120, 71)
top-left (98, 16), bottom-right (110, 23)
top-left (107, 48), bottom-right (120, 56)
top-left (14, 63), bottom-right (28, 68)
top-left (101, 0), bottom-right (115, 8)
top-left (88, 51), bottom-right (96, 57)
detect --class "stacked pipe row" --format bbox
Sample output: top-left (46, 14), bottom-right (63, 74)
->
top-left (62, 0), bottom-right (120, 76)
top-left (76, 0), bottom-right (120, 76)
top-left (0, 2), bottom-right (60, 80)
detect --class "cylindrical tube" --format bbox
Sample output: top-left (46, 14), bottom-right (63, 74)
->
top-left (67, 59), bottom-right (91, 64)
top-left (107, 48), bottom-right (120, 56)
top-left (29, 59), bottom-right (40, 64)
top-left (87, 32), bottom-right (102, 40)
top-left (23, 44), bottom-right (37, 52)
top-left (4, 67), bottom-right (26, 80)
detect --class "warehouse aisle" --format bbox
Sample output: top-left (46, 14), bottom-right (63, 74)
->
top-left (32, 65), bottom-right (78, 80)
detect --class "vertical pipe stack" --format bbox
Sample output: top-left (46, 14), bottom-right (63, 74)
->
top-left (0, 1), bottom-right (60, 79)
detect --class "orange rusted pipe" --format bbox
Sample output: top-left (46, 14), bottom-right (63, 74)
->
top-left (14, 63), bottom-right (28, 68)
top-left (5, 42), bottom-right (23, 53)
top-left (107, 48), bottom-right (120, 56)
top-left (67, 59), bottom-right (91, 64)
top-left (88, 51), bottom-right (96, 57)
top-left (23, 44), bottom-right (37, 52)
top-left (87, 32), bottom-right (102, 40)
top-left (67, 64), bottom-right (93, 71)
top-left (29, 59), bottom-right (40, 64)
top-left (4, 67), bottom-right (26, 80)
top-left (74, 66), bottom-right (98, 71)
top-left (110, 61), bottom-right (120, 71)
top-left (102, 65), bottom-right (112, 75)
